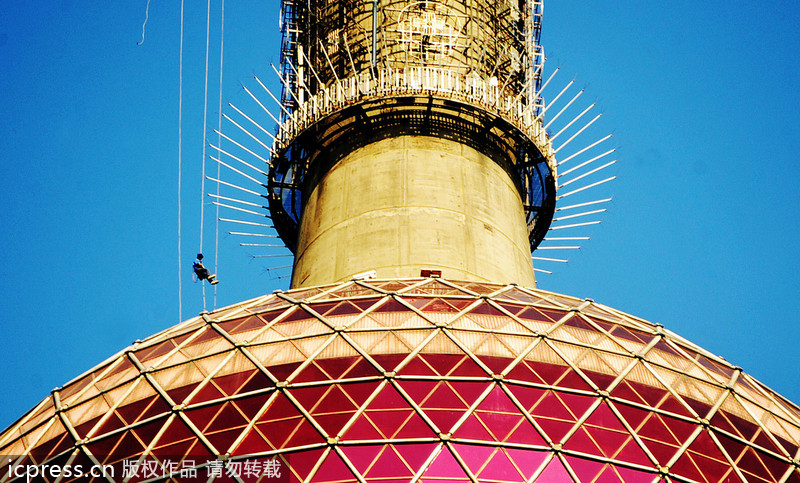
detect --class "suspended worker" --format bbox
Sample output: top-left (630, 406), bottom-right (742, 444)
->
top-left (193, 253), bottom-right (218, 285)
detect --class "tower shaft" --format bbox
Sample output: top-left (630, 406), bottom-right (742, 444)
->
top-left (292, 135), bottom-right (536, 287)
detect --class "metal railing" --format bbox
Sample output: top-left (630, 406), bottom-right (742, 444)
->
top-left (272, 66), bottom-right (555, 165)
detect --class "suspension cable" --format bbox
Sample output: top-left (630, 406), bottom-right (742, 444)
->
top-left (214, 0), bottom-right (226, 309)
top-left (177, 0), bottom-right (185, 323)
top-left (199, 0), bottom-right (212, 312)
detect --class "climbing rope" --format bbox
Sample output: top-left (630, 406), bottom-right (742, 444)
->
top-left (214, 0), bottom-right (226, 310)
top-left (200, 0), bottom-right (212, 312)
top-left (177, 0), bottom-right (185, 322)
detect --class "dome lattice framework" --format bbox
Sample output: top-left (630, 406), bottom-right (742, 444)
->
top-left (2, 278), bottom-right (800, 482)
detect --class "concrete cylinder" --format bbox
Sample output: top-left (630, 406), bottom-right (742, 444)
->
top-left (291, 136), bottom-right (535, 288)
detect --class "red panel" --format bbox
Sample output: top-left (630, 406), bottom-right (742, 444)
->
top-left (366, 446), bottom-right (415, 478)
top-left (563, 456), bottom-right (606, 483)
top-left (451, 443), bottom-right (493, 476)
top-left (341, 444), bottom-right (383, 475)
top-left (505, 417), bottom-right (548, 446)
top-left (117, 394), bottom-right (171, 425)
top-left (394, 443), bottom-right (439, 473)
top-left (232, 427), bottom-right (275, 454)
top-left (231, 394), bottom-right (271, 421)
top-left (291, 362), bottom-right (330, 384)
top-left (504, 448), bottom-right (549, 480)
top-left (206, 402), bottom-right (249, 434)
top-left (452, 415), bottom-right (495, 441)
top-left (312, 450), bottom-right (359, 483)
top-left (286, 449), bottom-right (326, 483)
top-left (375, 298), bottom-right (409, 313)
top-left (371, 353), bottom-right (408, 373)
top-left (421, 446), bottom-right (469, 480)
top-left (534, 457), bottom-right (573, 482)
top-left (218, 315), bottom-right (267, 335)
top-left (214, 370), bottom-right (263, 397)
top-left (672, 432), bottom-right (736, 483)
top-left (449, 356), bottom-right (492, 377)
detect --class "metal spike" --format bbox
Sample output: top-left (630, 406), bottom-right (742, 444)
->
top-left (552, 209), bottom-right (607, 222)
top-left (208, 193), bottom-right (267, 210)
top-left (556, 134), bottom-right (613, 168)
top-left (558, 160), bottom-right (617, 189)
top-left (557, 176), bottom-right (616, 199)
top-left (543, 236), bottom-right (590, 241)
top-left (535, 246), bottom-right (581, 250)
top-left (271, 63), bottom-right (302, 107)
top-left (255, 75), bottom-right (292, 118)
top-left (219, 218), bottom-right (273, 228)
top-left (532, 256), bottom-right (569, 263)
top-left (536, 79), bottom-right (574, 121)
top-left (553, 113), bottom-right (602, 154)
top-left (209, 144), bottom-right (268, 177)
top-left (222, 112), bottom-right (273, 154)
top-left (229, 232), bottom-right (279, 238)
top-left (252, 254), bottom-right (293, 258)
top-left (228, 104), bottom-right (278, 143)
top-left (239, 243), bottom-right (284, 247)
top-left (210, 155), bottom-right (265, 188)
top-left (544, 89), bottom-right (584, 130)
top-left (241, 84), bottom-right (280, 126)
top-left (213, 130), bottom-right (271, 167)
top-left (559, 149), bottom-right (615, 178)
top-left (206, 176), bottom-right (262, 197)
top-left (533, 268), bottom-right (553, 274)
top-left (212, 201), bottom-right (270, 218)
top-left (550, 103), bottom-right (595, 142)
top-left (549, 220), bottom-right (602, 230)
top-left (556, 198), bottom-right (612, 212)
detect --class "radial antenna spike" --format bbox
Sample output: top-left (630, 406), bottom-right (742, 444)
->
top-left (556, 198), bottom-right (613, 212)
top-left (544, 236), bottom-right (591, 241)
top-left (553, 113), bottom-right (603, 154)
top-left (210, 155), bottom-right (266, 188)
top-left (300, 49), bottom-right (326, 99)
top-left (558, 160), bottom-right (617, 189)
top-left (556, 134), bottom-right (614, 168)
top-left (212, 201), bottom-right (270, 218)
top-left (241, 84), bottom-right (281, 126)
top-left (208, 193), bottom-right (267, 210)
top-left (549, 220), bottom-right (602, 230)
top-left (531, 256), bottom-right (569, 263)
top-left (270, 63), bottom-right (302, 108)
top-left (222, 112), bottom-right (274, 153)
top-left (544, 89), bottom-right (584, 130)
top-left (206, 176), bottom-right (262, 197)
top-left (229, 232), bottom-right (279, 238)
top-left (318, 41), bottom-right (344, 95)
top-left (535, 66), bottom-right (560, 98)
top-left (227, 104), bottom-right (278, 143)
top-left (552, 209), bottom-right (607, 222)
top-left (209, 143), bottom-right (268, 177)
top-left (213, 130), bottom-right (271, 167)
top-left (255, 75), bottom-right (292, 118)
top-left (557, 176), bottom-right (616, 199)
top-left (536, 79), bottom-right (574, 121)
top-left (559, 149), bottom-right (615, 178)
top-left (252, 254), bottom-right (293, 258)
top-left (219, 218), bottom-right (273, 229)
top-left (550, 103), bottom-right (595, 142)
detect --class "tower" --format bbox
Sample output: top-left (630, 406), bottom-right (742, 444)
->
top-left (270, 0), bottom-right (553, 288)
top-left (1, 2), bottom-right (800, 483)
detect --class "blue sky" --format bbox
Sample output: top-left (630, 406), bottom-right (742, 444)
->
top-left (0, 1), bottom-right (798, 430)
